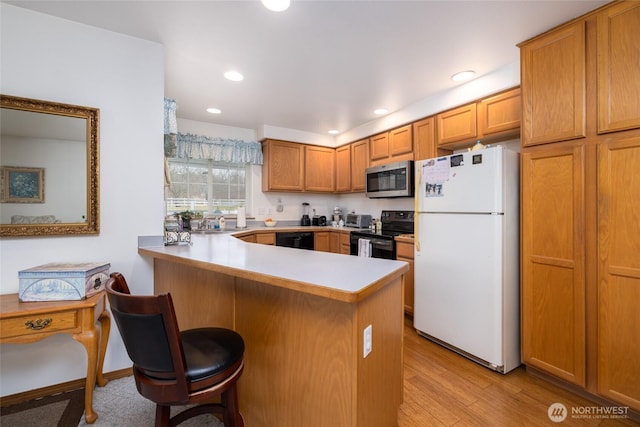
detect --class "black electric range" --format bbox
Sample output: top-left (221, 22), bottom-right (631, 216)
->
top-left (349, 210), bottom-right (414, 259)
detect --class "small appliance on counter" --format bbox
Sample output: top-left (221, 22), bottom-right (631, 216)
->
top-left (312, 215), bottom-right (327, 226)
top-left (345, 214), bottom-right (372, 229)
top-left (300, 202), bottom-right (311, 226)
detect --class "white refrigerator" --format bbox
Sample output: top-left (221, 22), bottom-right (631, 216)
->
top-left (413, 145), bottom-right (520, 373)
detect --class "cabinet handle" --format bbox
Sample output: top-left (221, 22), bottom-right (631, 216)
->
top-left (24, 318), bottom-right (52, 330)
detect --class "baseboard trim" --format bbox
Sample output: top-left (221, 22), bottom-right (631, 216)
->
top-left (0, 367), bottom-right (133, 407)
top-left (526, 365), bottom-right (640, 422)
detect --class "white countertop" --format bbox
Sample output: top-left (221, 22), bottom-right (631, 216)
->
top-left (138, 229), bottom-right (409, 302)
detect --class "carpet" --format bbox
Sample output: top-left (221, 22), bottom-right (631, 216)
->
top-left (2, 376), bottom-right (225, 427)
top-left (0, 388), bottom-right (85, 427)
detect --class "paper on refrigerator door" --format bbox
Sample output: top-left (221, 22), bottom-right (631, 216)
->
top-left (421, 158), bottom-right (450, 184)
top-left (421, 157), bottom-right (450, 197)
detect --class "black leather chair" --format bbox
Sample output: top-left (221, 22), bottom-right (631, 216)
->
top-left (106, 272), bottom-right (245, 427)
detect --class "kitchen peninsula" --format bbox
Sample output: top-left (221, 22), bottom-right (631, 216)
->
top-left (138, 230), bottom-right (408, 427)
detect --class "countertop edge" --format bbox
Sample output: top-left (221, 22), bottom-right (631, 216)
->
top-left (138, 230), bottom-right (409, 303)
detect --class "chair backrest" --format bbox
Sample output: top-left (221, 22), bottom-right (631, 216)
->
top-left (106, 272), bottom-right (189, 402)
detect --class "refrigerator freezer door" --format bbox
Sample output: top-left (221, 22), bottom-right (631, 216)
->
top-left (416, 146), bottom-right (504, 214)
top-left (414, 212), bottom-right (504, 368)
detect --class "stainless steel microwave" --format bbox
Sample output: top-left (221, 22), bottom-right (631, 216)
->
top-left (365, 160), bottom-right (414, 198)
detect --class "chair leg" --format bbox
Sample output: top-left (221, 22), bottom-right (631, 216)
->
top-left (221, 384), bottom-right (243, 427)
top-left (155, 404), bottom-right (171, 427)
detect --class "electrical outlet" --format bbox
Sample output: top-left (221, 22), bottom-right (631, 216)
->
top-left (363, 324), bottom-right (372, 358)
top-left (257, 207), bottom-right (266, 215)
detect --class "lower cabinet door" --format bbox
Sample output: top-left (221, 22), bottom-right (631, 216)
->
top-left (521, 143), bottom-right (586, 386)
top-left (597, 136), bottom-right (640, 410)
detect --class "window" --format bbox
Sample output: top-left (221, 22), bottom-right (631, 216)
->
top-left (166, 158), bottom-right (248, 216)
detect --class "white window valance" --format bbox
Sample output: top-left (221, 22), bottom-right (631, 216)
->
top-left (175, 133), bottom-right (263, 165)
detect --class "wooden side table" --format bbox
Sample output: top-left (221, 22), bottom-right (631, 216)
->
top-left (0, 291), bottom-right (110, 424)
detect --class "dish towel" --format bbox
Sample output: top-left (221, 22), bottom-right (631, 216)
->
top-left (358, 238), bottom-right (371, 257)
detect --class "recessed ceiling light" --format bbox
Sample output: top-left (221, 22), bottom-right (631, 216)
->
top-left (328, 129), bottom-right (339, 135)
top-left (262, 0), bottom-right (290, 12)
top-left (374, 108), bottom-right (389, 115)
top-left (451, 70), bottom-right (476, 82)
top-left (224, 71), bottom-right (244, 82)
top-left (206, 108), bottom-right (222, 114)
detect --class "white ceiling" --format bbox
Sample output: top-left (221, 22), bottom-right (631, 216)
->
top-left (6, 0), bottom-right (607, 137)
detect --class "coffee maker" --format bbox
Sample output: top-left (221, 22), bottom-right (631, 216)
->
top-left (301, 202), bottom-right (311, 226)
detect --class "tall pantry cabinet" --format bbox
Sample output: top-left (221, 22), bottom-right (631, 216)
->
top-left (519, 0), bottom-right (640, 412)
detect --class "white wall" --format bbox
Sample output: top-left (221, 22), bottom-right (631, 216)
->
top-left (0, 4), bottom-right (164, 397)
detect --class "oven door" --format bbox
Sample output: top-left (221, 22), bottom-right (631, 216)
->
top-left (349, 233), bottom-right (395, 259)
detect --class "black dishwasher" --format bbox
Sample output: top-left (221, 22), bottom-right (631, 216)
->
top-left (275, 232), bottom-right (314, 250)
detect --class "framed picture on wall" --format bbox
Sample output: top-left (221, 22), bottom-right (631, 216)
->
top-left (0, 166), bottom-right (45, 203)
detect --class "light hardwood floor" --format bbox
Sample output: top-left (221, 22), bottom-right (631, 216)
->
top-left (398, 317), bottom-right (639, 426)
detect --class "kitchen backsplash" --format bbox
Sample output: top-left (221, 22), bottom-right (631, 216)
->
top-left (255, 192), bottom-right (414, 221)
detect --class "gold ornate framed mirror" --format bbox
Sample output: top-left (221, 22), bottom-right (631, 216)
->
top-left (0, 95), bottom-right (99, 237)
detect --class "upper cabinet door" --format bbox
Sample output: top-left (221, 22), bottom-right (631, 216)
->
top-left (597, 1), bottom-right (640, 134)
top-left (520, 21), bottom-right (586, 146)
top-left (262, 139), bottom-right (304, 192)
top-left (304, 145), bottom-right (335, 192)
top-left (389, 124), bottom-right (413, 156)
top-left (335, 144), bottom-right (351, 192)
top-left (477, 88), bottom-right (521, 139)
top-left (413, 116), bottom-right (436, 161)
top-left (370, 132), bottom-right (389, 162)
top-left (350, 138), bottom-right (369, 192)
top-left (436, 103), bottom-right (477, 146)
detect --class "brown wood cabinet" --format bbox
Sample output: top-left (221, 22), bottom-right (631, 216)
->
top-left (436, 88), bottom-right (521, 149)
top-left (238, 234), bottom-right (256, 243)
top-left (413, 116), bottom-right (453, 160)
top-left (370, 125), bottom-right (413, 166)
top-left (329, 232), bottom-right (340, 253)
top-left (335, 138), bottom-right (369, 194)
top-left (395, 240), bottom-right (415, 315)
top-left (262, 139), bottom-right (304, 191)
top-left (351, 138), bottom-right (369, 192)
top-left (255, 232), bottom-right (275, 245)
top-left (520, 21), bottom-right (586, 146)
top-left (596, 135), bottom-right (640, 410)
top-left (304, 145), bottom-right (335, 192)
top-left (521, 142), bottom-right (586, 386)
top-left (370, 132), bottom-right (389, 162)
top-left (262, 139), bottom-right (335, 193)
top-left (520, 1), bottom-right (640, 412)
top-left (436, 103), bottom-right (477, 146)
top-left (596, 2), bottom-right (640, 134)
top-left (477, 88), bottom-right (521, 140)
top-left (314, 231), bottom-right (331, 252)
top-left (335, 144), bottom-right (351, 192)
top-left (413, 116), bottom-right (436, 161)
top-left (339, 233), bottom-right (351, 255)
top-left (389, 125), bottom-right (413, 157)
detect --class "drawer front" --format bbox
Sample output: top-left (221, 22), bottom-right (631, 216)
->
top-left (1, 310), bottom-right (78, 340)
top-left (395, 242), bottom-right (414, 259)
